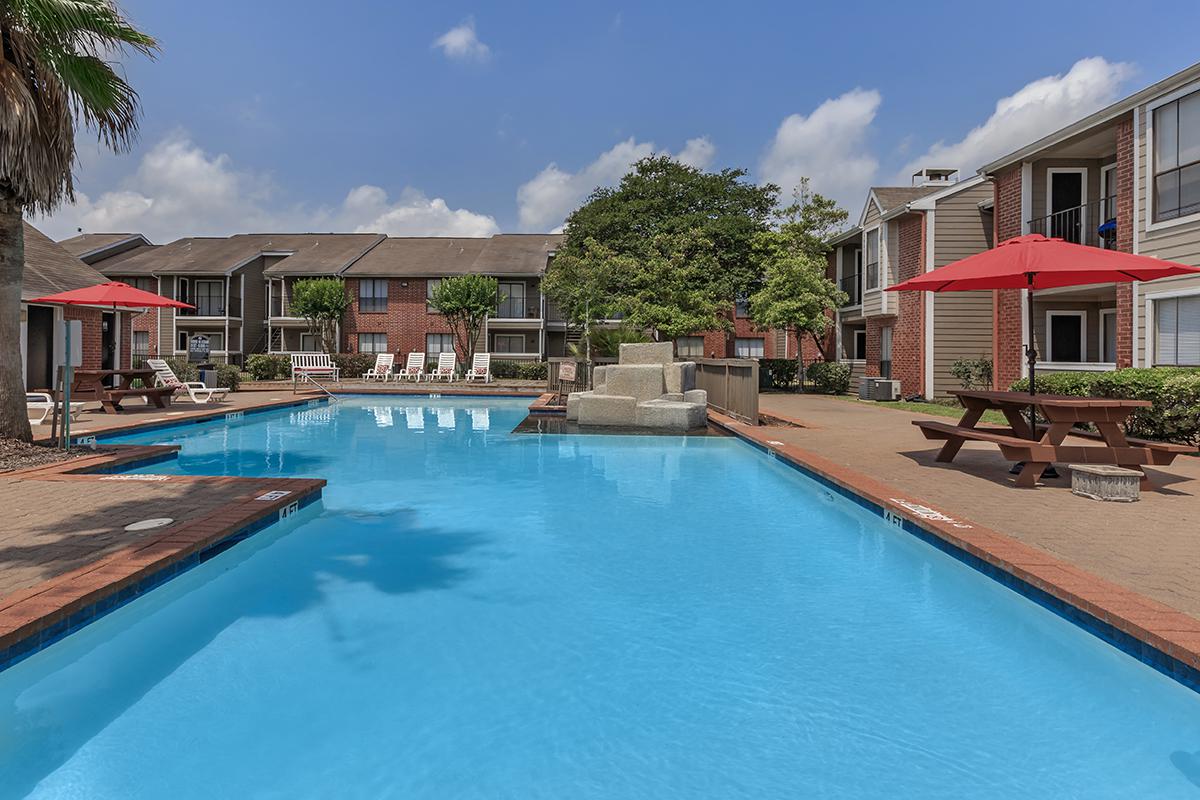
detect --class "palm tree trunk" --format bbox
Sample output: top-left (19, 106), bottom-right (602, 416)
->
top-left (0, 196), bottom-right (33, 441)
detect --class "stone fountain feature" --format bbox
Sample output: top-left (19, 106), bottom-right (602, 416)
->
top-left (565, 343), bottom-right (708, 431)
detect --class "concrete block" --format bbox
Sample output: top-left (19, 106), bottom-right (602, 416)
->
top-left (604, 364), bottom-right (665, 403)
top-left (592, 366), bottom-right (608, 388)
top-left (578, 394), bottom-right (638, 426)
top-left (635, 399), bottom-right (707, 430)
top-left (1070, 464), bottom-right (1141, 502)
top-left (683, 389), bottom-right (708, 406)
top-left (619, 342), bottom-right (674, 366)
top-left (665, 361), bottom-right (696, 394)
top-left (565, 391), bottom-right (590, 421)
top-left (662, 392), bottom-right (684, 401)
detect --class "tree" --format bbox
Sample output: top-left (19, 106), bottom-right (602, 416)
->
top-left (539, 238), bottom-right (615, 361)
top-left (749, 179), bottom-right (849, 385)
top-left (0, 0), bottom-right (157, 441)
top-left (429, 274), bottom-right (499, 367)
top-left (290, 278), bottom-right (349, 354)
top-left (550, 155), bottom-right (778, 333)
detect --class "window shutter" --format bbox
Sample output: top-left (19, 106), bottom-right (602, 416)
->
top-left (1156, 298), bottom-right (1178, 365)
top-left (1179, 295), bottom-right (1200, 366)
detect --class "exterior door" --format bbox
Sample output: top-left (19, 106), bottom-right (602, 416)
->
top-left (880, 326), bottom-right (893, 379)
top-left (101, 312), bottom-right (116, 385)
top-left (1048, 170), bottom-right (1085, 243)
top-left (25, 305), bottom-right (54, 391)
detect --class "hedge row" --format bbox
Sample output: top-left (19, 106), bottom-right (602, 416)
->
top-left (1010, 367), bottom-right (1200, 446)
top-left (162, 357), bottom-right (242, 391)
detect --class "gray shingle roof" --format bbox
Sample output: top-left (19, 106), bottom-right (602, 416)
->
top-left (99, 233), bottom-right (385, 277)
top-left (22, 224), bottom-right (108, 301)
top-left (58, 232), bottom-right (150, 258)
top-left (870, 186), bottom-right (942, 214)
top-left (344, 233), bottom-right (564, 277)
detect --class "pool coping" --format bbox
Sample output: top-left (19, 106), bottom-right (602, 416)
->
top-left (707, 411), bottom-right (1200, 693)
top-left (0, 445), bottom-right (326, 672)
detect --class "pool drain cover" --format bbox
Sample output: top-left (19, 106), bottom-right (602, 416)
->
top-left (125, 517), bottom-right (174, 532)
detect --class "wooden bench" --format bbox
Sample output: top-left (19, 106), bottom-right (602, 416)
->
top-left (291, 353), bottom-right (340, 391)
top-left (100, 386), bottom-right (177, 414)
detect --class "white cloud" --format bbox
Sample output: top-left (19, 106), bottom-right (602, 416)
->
top-left (516, 136), bottom-right (716, 231)
top-left (432, 17), bottom-right (490, 62)
top-left (34, 131), bottom-right (498, 241)
top-left (759, 88), bottom-right (881, 211)
top-left (898, 57), bottom-right (1134, 180)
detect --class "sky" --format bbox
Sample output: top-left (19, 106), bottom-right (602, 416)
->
top-left (34, 0), bottom-right (1200, 243)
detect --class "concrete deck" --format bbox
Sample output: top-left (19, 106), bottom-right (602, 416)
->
top-left (759, 393), bottom-right (1200, 619)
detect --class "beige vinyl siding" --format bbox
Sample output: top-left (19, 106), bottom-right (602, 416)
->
top-left (861, 202), bottom-right (884, 316)
top-left (158, 276), bottom-right (175, 355)
top-left (847, 360), bottom-right (867, 394)
top-left (1134, 100), bottom-right (1200, 363)
top-left (1029, 157), bottom-right (1113, 221)
top-left (1030, 301), bottom-right (1109, 363)
top-left (239, 257), bottom-right (267, 355)
top-left (930, 181), bottom-right (995, 396)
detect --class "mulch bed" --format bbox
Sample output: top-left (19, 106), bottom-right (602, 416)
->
top-left (0, 438), bottom-right (113, 474)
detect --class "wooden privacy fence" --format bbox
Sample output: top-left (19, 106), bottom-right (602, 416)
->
top-left (547, 357), bottom-right (617, 392)
top-left (695, 358), bottom-right (759, 424)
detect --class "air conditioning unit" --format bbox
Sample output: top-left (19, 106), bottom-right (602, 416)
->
top-left (870, 379), bottom-right (901, 401)
top-left (858, 377), bottom-right (876, 400)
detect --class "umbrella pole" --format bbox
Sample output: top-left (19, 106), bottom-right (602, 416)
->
top-left (1026, 274), bottom-right (1037, 439)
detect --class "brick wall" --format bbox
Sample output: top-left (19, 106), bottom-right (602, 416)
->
top-left (130, 309), bottom-right (157, 360)
top-left (119, 313), bottom-right (133, 369)
top-left (1115, 112), bottom-right (1135, 367)
top-left (865, 315), bottom-right (894, 377)
top-left (892, 214), bottom-right (925, 396)
top-left (993, 165), bottom-right (1025, 388)
top-left (63, 306), bottom-right (103, 370)
top-left (341, 278), bottom-right (456, 356)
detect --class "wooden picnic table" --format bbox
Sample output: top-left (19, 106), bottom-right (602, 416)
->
top-left (70, 368), bottom-right (176, 414)
top-left (913, 389), bottom-right (1190, 489)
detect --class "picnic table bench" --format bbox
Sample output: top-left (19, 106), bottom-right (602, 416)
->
top-left (913, 389), bottom-right (1190, 489)
top-left (70, 368), bottom-right (178, 414)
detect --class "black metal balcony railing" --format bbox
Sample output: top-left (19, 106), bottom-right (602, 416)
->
top-left (839, 272), bottom-right (862, 307)
top-left (496, 298), bottom-right (540, 319)
top-left (1027, 196), bottom-right (1118, 249)
top-left (178, 295), bottom-right (241, 317)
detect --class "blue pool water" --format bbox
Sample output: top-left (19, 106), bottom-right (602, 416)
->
top-left (2, 396), bottom-right (1200, 798)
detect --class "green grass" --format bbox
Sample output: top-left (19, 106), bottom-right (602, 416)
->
top-left (830, 393), bottom-right (1008, 425)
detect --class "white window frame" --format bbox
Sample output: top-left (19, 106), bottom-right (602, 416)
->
top-left (1099, 163), bottom-right (1118, 248)
top-left (863, 226), bottom-right (881, 292)
top-left (299, 332), bottom-right (321, 352)
top-left (1044, 310), bottom-right (1087, 363)
top-left (357, 332), bottom-right (388, 354)
top-left (1146, 80), bottom-right (1200, 232)
top-left (1044, 167), bottom-right (1088, 241)
top-left (1149, 290), bottom-right (1200, 366)
top-left (852, 329), bottom-right (867, 361)
top-left (358, 279), bottom-right (388, 313)
top-left (1099, 308), bottom-right (1117, 363)
top-left (493, 333), bottom-right (526, 354)
top-left (734, 337), bottom-right (764, 359)
top-left (426, 332), bottom-right (454, 355)
top-left (675, 336), bottom-right (704, 358)
top-left (426, 278), bottom-right (441, 309)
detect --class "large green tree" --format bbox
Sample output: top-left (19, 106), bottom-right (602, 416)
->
top-left (749, 179), bottom-right (848, 382)
top-left (545, 156), bottom-right (778, 342)
top-left (1, 0), bottom-right (156, 440)
top-left (290, 278), bottom-right (349, 354)
top-left (429, 274), bottom-right (500, 366)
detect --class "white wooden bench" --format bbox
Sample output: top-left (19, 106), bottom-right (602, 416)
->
top-left (291, 353), bottom-right (340, 391)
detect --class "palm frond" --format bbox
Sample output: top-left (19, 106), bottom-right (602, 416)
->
top-left (52, 50), bottom-right (140, 151)
top-left (11, 0), bottom-right (157, 57)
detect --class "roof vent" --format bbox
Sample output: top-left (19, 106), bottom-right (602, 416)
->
top-left (912, 167), bottom-right (959, 186)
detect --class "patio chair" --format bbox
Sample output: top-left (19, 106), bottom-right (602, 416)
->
top-left (363, 353), bottom-right (394, 382)
top-left (399, 352), bottom-right (425, 382)
top-left (146, 358), bottom-right (229, 404)
top-left (466, 352), bottom-right (491, 383)
top-left (26, 392), bottom-right (85, 425)
top-left (426, 352), bottom-right (457, 382)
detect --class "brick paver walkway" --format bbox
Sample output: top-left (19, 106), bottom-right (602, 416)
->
top-left (759, 394), bottom-right (1200, 618)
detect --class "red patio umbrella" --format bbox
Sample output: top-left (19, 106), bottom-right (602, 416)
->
top-left (28, 280), bottom-right (193, 309)
top-left (888, 233), bottom-right (1200, 446)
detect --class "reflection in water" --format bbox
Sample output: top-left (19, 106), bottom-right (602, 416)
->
top-left (436, 407), bottom-right (455, 429)
top-left (367, 406), bottom-right (394, 428)
top-left (404, 407), bottom-right (424, 431)
top-left (469, 407), bottom-right (490, 432)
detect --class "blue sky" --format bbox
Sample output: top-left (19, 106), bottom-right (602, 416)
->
top-left (38, 0), bottom-right (1200, 241)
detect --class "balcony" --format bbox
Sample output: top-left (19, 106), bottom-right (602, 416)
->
top-left (839, 272), bottom-right (862, 307)
top-left (1027, 197), bottom-right (1118, 249)
top-left (178, 295), bottom-right (241, 318)
top-left (494, 297), bottom-right (541, 320)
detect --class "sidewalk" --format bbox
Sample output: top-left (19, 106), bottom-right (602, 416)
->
top-left (758, 393), bottom-right (1200, 618)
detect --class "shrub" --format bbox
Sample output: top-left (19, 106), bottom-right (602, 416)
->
top-left (332, 353), bottom-right (377, 379)
top-left (759, 358), bottom-right (798, 390)
top-left (807, 360), bottom-right (851, 395)
top-left (245, 353), bottom-right (291, 381)
top-left (1158, 374), bottom-right (1200, 447)
top-left (950, 357), bottom-right (993, 390)
top-left (492, 360), bottom-right (548, 380)
top-left (162, 356), bottom-right (240, 391)
top-left (1009, 371), bottom-right (1098, 397)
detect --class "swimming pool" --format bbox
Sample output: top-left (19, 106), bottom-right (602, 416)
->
top-left (2, 396), bottom-right (1200, 798)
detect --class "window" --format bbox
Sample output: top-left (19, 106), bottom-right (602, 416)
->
top-left (1100, 309), bottom-right (1117, 363)
top-left (426, 278), bottom-right (441, 308)
top-left (1155, 295), bottom-right (1200, 366)
top-left (426, 333), bottom-right (454, 355)
top-left (497, 282), bottom-right (527, 318)
top-left (132, 331), bottom-right (149, 365)
top-left (358, 279), bottom-right (388, 313)
top-left (676, 336), bottom-right (704, 358)
top-left (864, 228), bottom-right (880, 290)
top-left (734, 337), bottom-right (764, 358)
top-left (357, 333), bottom-right (388, 353)
top-left (299, 333), bottom-right (321, 352)
top-left (193, 280), bottom-right (224, 316)
top-left (853, 329), bottom-right (867, 360)
top-left (493, 334), bottom-right (526, 354)
top-left (1153, 89), bottom-right (1200, 222)
top-left (1046, 311), bottom-right (1085, 363)
top-left (734, 295), bottom-right (750, 318)
top-left (128, 277), bottom-right (154, 293)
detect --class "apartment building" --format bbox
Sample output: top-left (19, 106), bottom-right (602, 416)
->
top-left (982, 61), bottom-right (1200, 386)
top-left (828, 169), bottom-right (995, 397)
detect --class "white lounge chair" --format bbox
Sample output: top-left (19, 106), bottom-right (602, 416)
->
top-left (363, 353), bottom-right (394, 382)
top-left (26, 392), bottom-right (85, 425)
top-left (465, 352), bottom-right (491, 383)
top-left (399, 352), bottom-right (425, 382)
top-left (426, 352), bottom-right (457, 382)
top-left (147, 358), bottom-right (229, 404)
